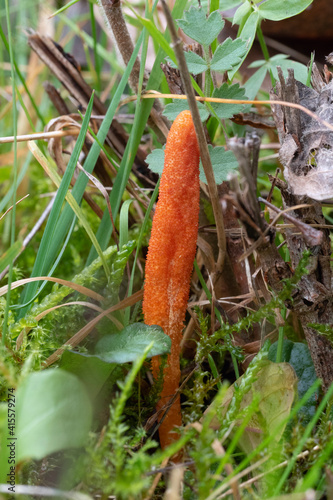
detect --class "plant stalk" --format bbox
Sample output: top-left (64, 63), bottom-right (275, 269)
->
top-left (98, 0), bottom-right (142, 92)
top-left (256, 23), bottom-right (275, 86)
top-left (160, 0), bottom-right (226, 274)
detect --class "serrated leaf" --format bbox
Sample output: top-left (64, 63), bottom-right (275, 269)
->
top-left (165, 52), bottom-right (208, 76)
top-left (211, 37), bottom-right (248, 73)
top-left (200, 145), bottom-right (238, 184)
top-left (94, 323), bottom-right (171, 364)
top-left (211, 83), bottom-right (247, 119)
top-left (145, 148), bottom-right (165, 175)
top-left (146, 141), bottom-right (235, 185)
top-left (268, 340), bottom-right (318, 422)
top-left (185, 51), bottom-right (208, 75)
top-left (16, 370), bottom-right (92, 461)
top-left (258, 0), bottom-right (313, 21)
top-left (177, 7), bottom-right (224, 47)
top-left (167, 52), bottom-right (208, 75)
top-left (163, 99), bottom-right (210, 122)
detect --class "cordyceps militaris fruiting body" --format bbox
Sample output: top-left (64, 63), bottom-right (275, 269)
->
top-left (143, 110), bottom-right (200, 449)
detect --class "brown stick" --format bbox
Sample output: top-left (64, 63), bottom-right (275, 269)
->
top-left (98, 0), bottom-right (171, 142)
top-left (98, 0), bottom-right (141, 92)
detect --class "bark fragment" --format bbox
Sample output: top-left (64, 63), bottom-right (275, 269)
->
top-left (228, 67), bottom-right (333, 391)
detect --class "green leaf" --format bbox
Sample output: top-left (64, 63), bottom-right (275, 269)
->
top-left (210, 37), bottom-right (247, 73)
top-left (211, 83), bottom-right (247, 119)
top-left (94, 323), bottom-right (171, 364)
top-left (258, 0), bottom-right (313, 21)
top-left (248, 54), bottom-right (289, 69)
top-left (146, 143), bottom-right (237, 185)
top-left (228, 10), bottom-right (260, 80)
top-left (200, 145), bottom-right (238, 184)
top-left (163, 99), bottom-right (210, 122)
top-left (233, 1), bottom-right (252, 26)
top-left (188, 0), bottom-right (241, 11)
top-left (184, 51), bottom-right (208, 75)
top-left (268, 53), bottom-right (290, 64)
top-left (220, 0), bottom-right (242, 8)
top-left (166, 51), bottom-right (208, 75)
top-left (271, 59), bottom-right (308, 85)
top-left (248, 53), bottom-right (308, 84)
top-left (268, 340), bottom-right (318, 422)
top-left (60, 350), bottom-right (118, 399)
top-left (244, 65), bottom-right (267, 100)
top-left (146, 148), bottom-right (165, 176)
top-left (240, 10), bottom-right (260, 44)
top-left (119, 199), bottom-right (134, 249)
top-left (209, 360), bottom-right (297, 454)
top-left (248, 59), bottom-right (266, 69)
top-left (177, 6), bottom-right (225, 47)
top-left (16, 370), bottom-right (92, 461)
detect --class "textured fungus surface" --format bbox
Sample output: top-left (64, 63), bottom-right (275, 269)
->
top-left (143, 110), bottom-right (200, 449)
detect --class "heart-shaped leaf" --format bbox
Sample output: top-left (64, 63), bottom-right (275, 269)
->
top-left (268, 340), bottom-right (318, 422)
top-left (15, 370), bottom-right (92, 462)
top-left (177, 7), bottom-right (224, 47)
top-left (94, 323), bottom-right (171, 364)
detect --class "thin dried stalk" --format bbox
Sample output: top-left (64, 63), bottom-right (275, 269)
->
top-left (160, 0), bottom-right (226, 274)
top-left (0, 129), bottom-right (79, 144)
top-left (136, 92), bottom-right (333, 133)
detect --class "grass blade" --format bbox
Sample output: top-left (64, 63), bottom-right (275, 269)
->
top-left (28, 141), bottom-right (110, 277)
top-left (119, 200), bottom-right (133, 249)
top-left (18, 32), bottom-right (145, 317)
top-left (2, 0), bottom-right (18, 346)
top-left (18, 92), bottom-right (95, 316)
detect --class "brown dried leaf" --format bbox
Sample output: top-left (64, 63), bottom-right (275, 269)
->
top-left (275, 75), bottom-right (333, 200)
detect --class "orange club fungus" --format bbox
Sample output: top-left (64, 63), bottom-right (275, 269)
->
top-left (143, 110), bottom-right (200, 449)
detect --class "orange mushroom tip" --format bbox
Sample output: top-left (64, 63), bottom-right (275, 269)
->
top-left (142, 110), bottom-right (200, 450)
